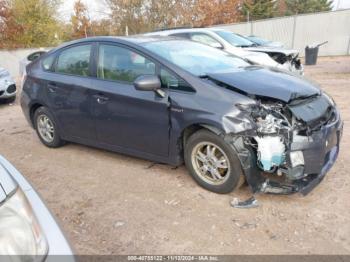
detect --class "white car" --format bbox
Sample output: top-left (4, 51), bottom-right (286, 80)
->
top-left (0, 67), bottom-right (16, 103)
top-left (145, 28), bottom-right (303, 75)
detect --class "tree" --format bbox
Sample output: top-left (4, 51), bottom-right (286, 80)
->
top-left (284, 0), bottom-right (333, 15)
top-left (0, 0), bottom-right (22, 48)
top-left (91, 19), bottom-right (113, 36)
top-left (241, 0), bottom-right (278, 21)
top-left (0, 0), bottom-right (61, 48)
top-left (193, 0), bottom-right (242, 27)
top-left (71, 0), bottom-right (91, 39)
top-left (105, 0), bottom-right (242, 35)
top-left (106, 0), bottom-right (147, 35)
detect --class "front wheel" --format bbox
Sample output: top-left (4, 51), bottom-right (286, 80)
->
top-left (184, 130), bottom-right (244, 194)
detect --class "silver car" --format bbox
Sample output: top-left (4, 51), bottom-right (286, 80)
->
top-left (146, 28), bottom-right (303, 75)
top-left (0, 155), bottom-right (74, 260)
top-left (0, 67), bottom-right (16, 103)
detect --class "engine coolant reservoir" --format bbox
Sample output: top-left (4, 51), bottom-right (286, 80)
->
top-left (255, 136), bottom-right (285, 171)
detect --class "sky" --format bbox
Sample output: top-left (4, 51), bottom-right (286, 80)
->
top-left (59, 0), bottom-right (350, 21)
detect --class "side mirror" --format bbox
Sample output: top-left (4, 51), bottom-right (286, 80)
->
top-left (134, 75), bottom-right (161, 91)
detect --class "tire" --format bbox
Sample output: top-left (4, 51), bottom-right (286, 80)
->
top-left (0, 96), bottom-right (16, 104)
top-left (5, 96), bottom-right (16, 104)
top-left (184, 129), bottom-right (245, 194)
top-left (33, 106), bottom-right (65, 148)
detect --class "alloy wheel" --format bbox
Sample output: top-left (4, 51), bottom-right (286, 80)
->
top-left (191, 142), bottom-right (231, 185)
top-left (37, 115), bottom-right (55, 143)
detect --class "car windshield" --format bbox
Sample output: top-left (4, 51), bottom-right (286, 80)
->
top-left (247, 36), bottom-right (270, 46)
top-left (214, 30), bottom-right (255, 47)
top-left (143, 40), bottom-right (249, 77)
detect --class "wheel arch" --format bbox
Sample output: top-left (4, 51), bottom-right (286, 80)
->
top-left (180, 123), bottom-right (225, 151)
top-left (29, 103), bottom-right (44, 126)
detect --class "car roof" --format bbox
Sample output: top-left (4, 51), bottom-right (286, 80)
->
top-left (47, 35), bottom-right (185, 54)
top-left (70, 35), bottom-right (179, 44)
top-left (145, 27), bottom-right (227, 36)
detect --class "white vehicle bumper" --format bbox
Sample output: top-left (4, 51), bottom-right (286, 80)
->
top-left (0, 78), bottom-right (17, 99)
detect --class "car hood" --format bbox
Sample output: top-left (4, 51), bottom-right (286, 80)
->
top-left (226, 48), bottom-right (279, 67)
top-left (207, 66), bottom-right (320, 103)
top-left (245, 47), bottom-right (299, 57)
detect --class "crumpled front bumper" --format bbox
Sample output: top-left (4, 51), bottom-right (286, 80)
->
top-left (277, 62), bottom-right (304, 76)
top-left (238, 106), bottom-right (343, 196)
top-left (260, 111), bottom-right (343, 195)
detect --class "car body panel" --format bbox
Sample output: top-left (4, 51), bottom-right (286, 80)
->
top-left (246, 35), bottom-right (284, 48)
top-left (206, 66), bottom-right (319, 103)
top-left (90, 77), bottom-right (171, 157)
top-left (0, 155), bottom-right (74, 256)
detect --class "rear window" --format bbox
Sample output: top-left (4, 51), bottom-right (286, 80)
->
top-left (55, 45), bottom-right (91, 77)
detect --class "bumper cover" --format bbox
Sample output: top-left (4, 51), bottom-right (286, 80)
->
top-left (243, 110), bottom-right (343, 196)
top-left (0, 77), bottom-right (17, 99)
top-left (260, 111), bottom-right (343, 195)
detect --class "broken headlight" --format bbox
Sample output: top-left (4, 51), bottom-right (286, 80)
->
top-left (0, 188), bottom-right (48, 259)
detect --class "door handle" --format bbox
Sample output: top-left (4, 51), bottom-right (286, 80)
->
top-left (93, 94), bottom-right (109, 104)
top-left (47, 83), bottom-right (57, 93)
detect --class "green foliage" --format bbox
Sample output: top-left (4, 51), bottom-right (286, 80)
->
top-left (241, 0), bottom-right (278, 21)
top-left (0, 0), bottom-right (61, 48)
top-left (284, 0), bottom-right (333, 15)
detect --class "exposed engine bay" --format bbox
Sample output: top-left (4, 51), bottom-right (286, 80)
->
top-left (235, 93), bottom-right (341, 194)
top-left (269, 52), bottom-right (303, 74)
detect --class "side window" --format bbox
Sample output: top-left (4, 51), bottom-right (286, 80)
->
top-left (160, 68), bottom-right (194, 92)
top-left (55, 45), bottom-right (91, 77)
top-left (42, 54), bottom-right (55, 71)
top-left (190, 33), bottom-right (222, 49)
top-left (97, 44), bottom-right (156, 83)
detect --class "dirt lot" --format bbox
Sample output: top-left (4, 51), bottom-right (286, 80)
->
top-left (0, 56), bottom-right (349, 255)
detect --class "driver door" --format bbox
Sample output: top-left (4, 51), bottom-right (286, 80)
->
top-left (91, 43), bottom-right (170, 157)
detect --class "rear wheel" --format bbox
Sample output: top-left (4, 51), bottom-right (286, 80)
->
top-left (184, 129), bottom-right (244, 194)
top-left (34, 107), bottom-right (64, 148)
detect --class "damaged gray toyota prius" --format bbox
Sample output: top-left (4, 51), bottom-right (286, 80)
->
top-left (21, 36), bottom-right (343, 195)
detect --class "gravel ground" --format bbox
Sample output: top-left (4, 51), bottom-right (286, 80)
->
top-left (0, 56), bottom-right (349, 255)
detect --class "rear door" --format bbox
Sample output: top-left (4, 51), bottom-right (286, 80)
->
top-left (46, 44), bottom-right (95, 140)
top-left (90, 43), bottom-right (170, 157)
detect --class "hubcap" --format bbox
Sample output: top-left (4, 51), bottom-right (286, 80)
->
top-left (37, 115), bottom-right (55, 143)
top-left (191, 142), bottom-right (230, 185)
